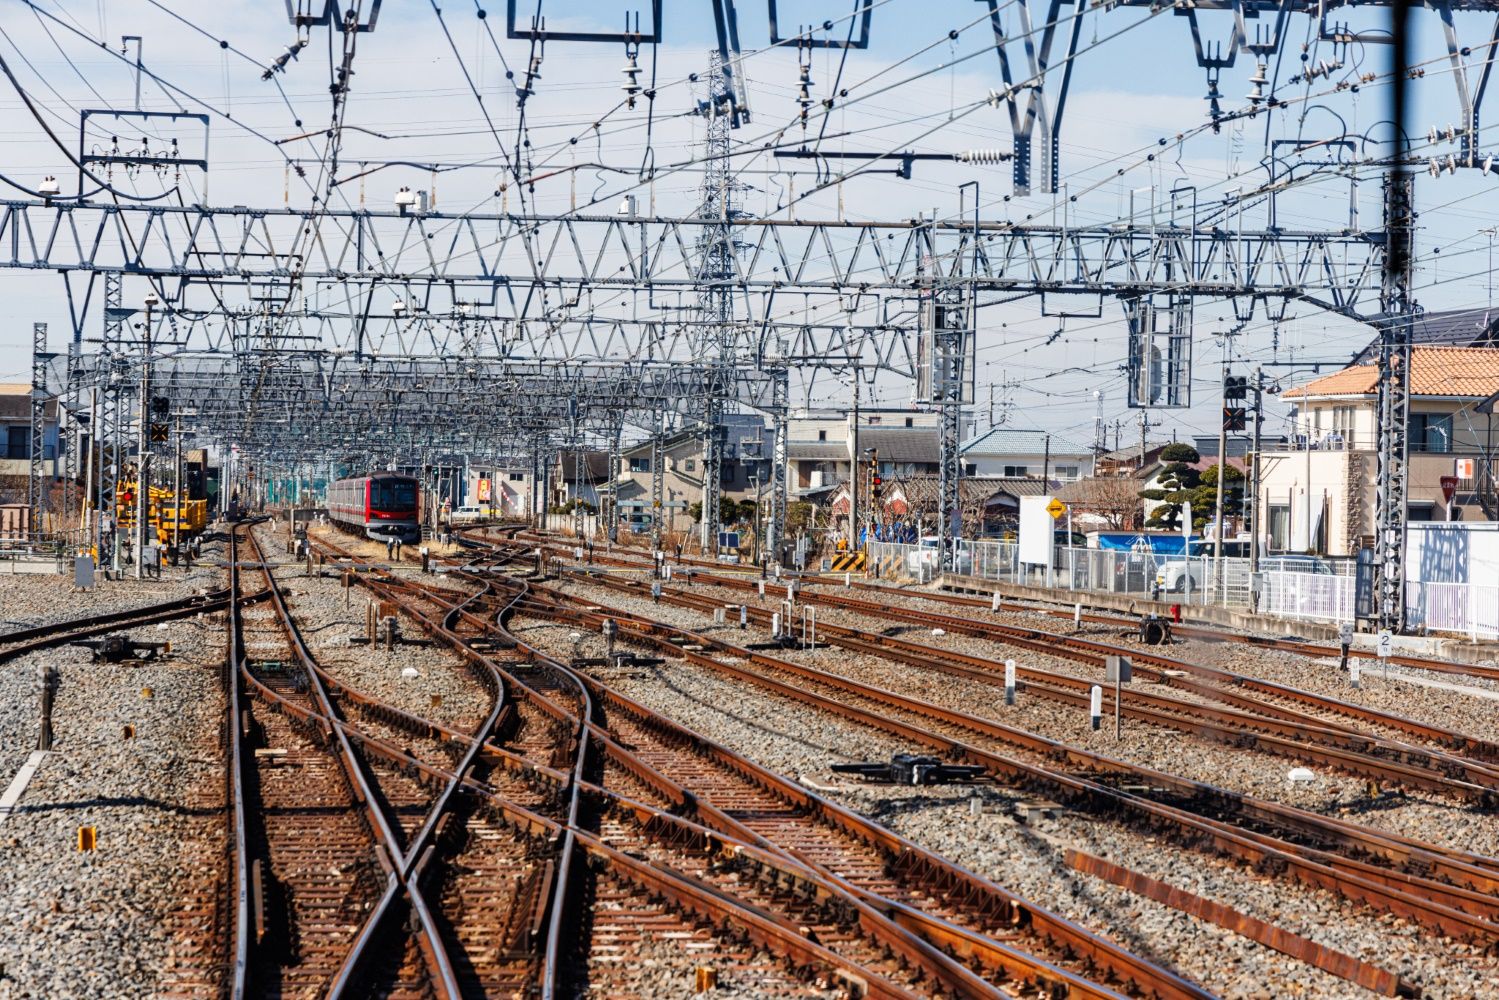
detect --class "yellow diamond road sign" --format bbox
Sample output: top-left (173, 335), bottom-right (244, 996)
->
top-left (1046, 498), bottom-right (1067, 519)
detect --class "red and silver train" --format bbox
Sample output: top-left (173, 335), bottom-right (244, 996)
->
top-left (327, 472), bottom-right (421, 543)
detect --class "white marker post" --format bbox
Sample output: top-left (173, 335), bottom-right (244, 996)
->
top-left (1350, 661), bottom-right (1361, 689)
top-left (1004, 659), bottom-right (1016, 706)
top-left (1090, 685), bottom-right (1103, 731)
top-left (739, 605), bottom-right (748, 629)
top-left (1377, 629), bottom-right (1393, 679)
top-left (991, 591), bottom-right (1002, 612)
top-left (1074, 603), bottom-right (1082, 627)
top-left (771, 612), bottom-right (782, 640)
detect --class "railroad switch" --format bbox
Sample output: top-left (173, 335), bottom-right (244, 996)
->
top-left (71, 634), bottom-right (171, 664)
top-left (832, 753), bottom-right (987, 785)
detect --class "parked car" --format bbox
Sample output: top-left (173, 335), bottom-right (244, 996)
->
top-left (907, 536), bottom-right (973, 575)
top-left (1157, 539), bottom-right (1251, 592)
top-left (448, 505), bottom-right (489, 525)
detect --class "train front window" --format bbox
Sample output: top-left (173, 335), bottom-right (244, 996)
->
top-left (373, 480), bottom-right (416, 510)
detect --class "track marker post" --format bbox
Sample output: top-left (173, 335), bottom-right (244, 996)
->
top-left (1004, 659), bottom-right (1016, 705)
top-left (1105, 656), bottom-right (1132, 740)
top-left (1089, 686), bottom-right (1102, 731)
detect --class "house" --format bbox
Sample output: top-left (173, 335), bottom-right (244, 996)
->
top-left (1259, 346), bottom-right (1499, 556)
top-left (826, 475), bottom-right (1046, 537)
top-left (465, 463), bottom-right (533, 516)
top-left (786, 409), bottom-right (944, 494)
top-left (551, 450), bottom-right (613, 509)
top-left (1351, 307), bottom-right (1499, 363)
top-left (1096, 442), bottom-right (1170, 478)
top-left (960, 427), bottom-right (1093, 481)
top-left (606, 413), bottom-right (769, 532)
top-left (0, 384), bottom-right (58, 479)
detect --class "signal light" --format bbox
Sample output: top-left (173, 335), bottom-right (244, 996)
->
top-left (1222, 406), bottom-right (1247, 432)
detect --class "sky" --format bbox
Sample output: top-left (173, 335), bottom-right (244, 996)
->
top-left (0, 0), bottom-right (1496, 454)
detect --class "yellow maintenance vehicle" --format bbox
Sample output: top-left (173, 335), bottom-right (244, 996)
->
top-left (115, 481), bottom-right (209, 548)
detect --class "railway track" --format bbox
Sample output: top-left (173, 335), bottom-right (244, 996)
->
top-left (570, 569), bottom-right (1499, 805)
top-left (463, 555), bottom-right (1492, 971)
top-left (511, 527), bottom-right (1499, 685)
top-left (253, 524), bottom-right (1013, 998)
top-left (0, 585), bottom-right (266, 666)
top-left (311, 529), bottom-right (1207, 999)
top-left (511, 532), bottom-right (1499, 769)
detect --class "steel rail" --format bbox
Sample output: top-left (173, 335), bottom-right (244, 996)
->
top-left (579, 570), bottom-right (1499, 803)
top-left (593, 556), bottom-right (1499, 766)
top-left (309, 535), bottom-right (966, 998)
top-left (226, 527), bottom-right (252, 1000)
top-left (412, 538), bottom-right (1219, 1000)
top-left (510, 583), bottom-right (1499, 946)
top-left (0, 588), bottom-right (266, 666)
top-left (242, 528), bottom-right (461, 1000)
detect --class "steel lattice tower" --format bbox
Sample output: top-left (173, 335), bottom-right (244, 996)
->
top-left (696, 51), bottom-right (739, 556)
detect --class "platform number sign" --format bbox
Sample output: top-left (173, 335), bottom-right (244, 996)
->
top-left (1376, 630), bottom-right (1393, 658)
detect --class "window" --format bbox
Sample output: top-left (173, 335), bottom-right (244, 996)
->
top-left (372, 478), bottom-right (417, 510)
top-left (1003, 465), bottom-right (1029, 477)
top-left (629, 457), bottom-right (650, 472)
top-left (1268, 504), bottom-right (1290, 550)
top-left (5, 427), bottom-right (28, 459)
top-left (817, 430), bottom-right (827, 441)
top-left (508, 472), bottom-right (524, 481)
top-left (1407, 503), bottom-right (1436, 522)
top-left (1409, 413), bottom-right (1452, 453)
top-left (867, 416), bottom-right (882, 425)
top-left (684, 459), bottom-right (696, 472)
top-left (904, 417), bottom-right (914, 427)
top-left (1056, 465), bottom-right (1079, 480)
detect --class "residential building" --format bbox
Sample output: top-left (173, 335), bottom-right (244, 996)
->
top-left (786, 409), bottom-right (943, 495)
top-left (464, 463), bottom-right (533, 516)
top-left (1350, 307), bottom-right (1498, 363)
top-left (960, 427), bottom-right (1093, 481)
top-left (1259, 346), bottom-right (1499, 556)
top-left (551, 450), bottom-right (612, 509)
top-left (0, 384), bottom-right (58, 481)
top-left (605, 413), bottom-right (769, 532)
top-left (828, 475), bottom-right (1048, 538)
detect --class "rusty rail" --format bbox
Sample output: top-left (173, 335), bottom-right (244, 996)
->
top-left (1064, 850), bottom-right (1419, 998)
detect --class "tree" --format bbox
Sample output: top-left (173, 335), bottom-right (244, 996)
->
top-left (1190, 463), bottom-right (1246, 532)
top-left (1065, 476), bottom-right (1145, 530)
top-left (1140, 443), bottom-right (1200, 531)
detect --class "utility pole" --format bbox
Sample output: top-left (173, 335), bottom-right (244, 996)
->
top-left (696, 50), bottom-right (740, 559)
top-left (27, 323), bottom-right (51, 535)
top-left (172, 413), bottom-right (183, 557)
top-left (136, 293), bottom-right (158, 580)
top-left (1213, 348), bottom-right (1230, 603)
top-left (1248, 366), bottom-right (1265, 589)
top-left (1374, 6), bottom-right (1416, 634)
top-left (849, 370), bottom-right (861, 545)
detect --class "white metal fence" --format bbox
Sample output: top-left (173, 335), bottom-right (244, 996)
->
top-left (868, 537), bottom-right (1499, 638)
top-left (1406, 581), bottom-right (1499, 640)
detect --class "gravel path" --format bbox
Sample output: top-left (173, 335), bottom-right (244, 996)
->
top-left (512, 583), bottom-right (1499, 1000)
top-left (0, 583), bottom-right (228, 999)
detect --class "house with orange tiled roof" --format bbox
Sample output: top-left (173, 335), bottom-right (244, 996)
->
top-left (1257, 347), bottom-right (1499, 556)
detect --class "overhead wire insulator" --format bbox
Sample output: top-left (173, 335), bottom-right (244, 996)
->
top-left (1246, 62), bottom-right (1267, 105)
top-left (955, 149), bottom-right (1011, 164)
top-left (621, 42), bottom-right (642, 109)
top-left (796, 37), bottom-right (815, 129)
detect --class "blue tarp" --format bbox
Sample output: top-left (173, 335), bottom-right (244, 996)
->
top-left (1093, 533), bottom-right (1194, 555)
